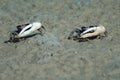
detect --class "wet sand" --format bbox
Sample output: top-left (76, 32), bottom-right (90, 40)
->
top-left (0, 0), bottom-right (120, 80)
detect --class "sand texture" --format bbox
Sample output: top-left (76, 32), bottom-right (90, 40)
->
top-left (0, 0), bottom-right (120, 80)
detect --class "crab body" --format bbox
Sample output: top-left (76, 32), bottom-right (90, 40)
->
top-left (68, 25), bottom-right (106, 42)
top-left (8, 22), bottom-right (45, 43)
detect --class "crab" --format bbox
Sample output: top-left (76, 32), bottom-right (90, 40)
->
top-left (5, 22), bottom-right (45, 43)
top-left (68, 25), bottom-right (107, 42)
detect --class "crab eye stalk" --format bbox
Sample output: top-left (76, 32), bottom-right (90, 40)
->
top-left (41, 26), bottom-right (45, 31)
top-left (104, 31), bottom-right (108, 37)
top-left (37, 25), bottom-right (46, 35)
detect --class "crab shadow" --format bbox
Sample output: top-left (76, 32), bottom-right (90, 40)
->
top-left (68, 36), bottom-right (99, 42)
top-left (4, 33), bottom-right (41, 43)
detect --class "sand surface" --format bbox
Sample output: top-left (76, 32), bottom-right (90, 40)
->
top-left (0, 0), bottom-right (120, 80)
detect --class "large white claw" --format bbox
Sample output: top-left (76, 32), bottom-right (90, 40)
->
top-left (80, 25), bottom-right (106, 38)
top-left (18, 22), bottom-right (42, 37)
top-left (80, 27), bottom-right (97, 36)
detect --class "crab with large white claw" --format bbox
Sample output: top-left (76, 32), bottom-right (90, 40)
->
top-left (6, 22), bottom-right (45, 43)
top-left (68, 25), bottom-right (107, 42)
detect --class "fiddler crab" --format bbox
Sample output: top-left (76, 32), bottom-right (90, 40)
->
top-left (5, 22), bottom-right (45, 43)
top-left (68, 25), bottom-right (107, 42)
